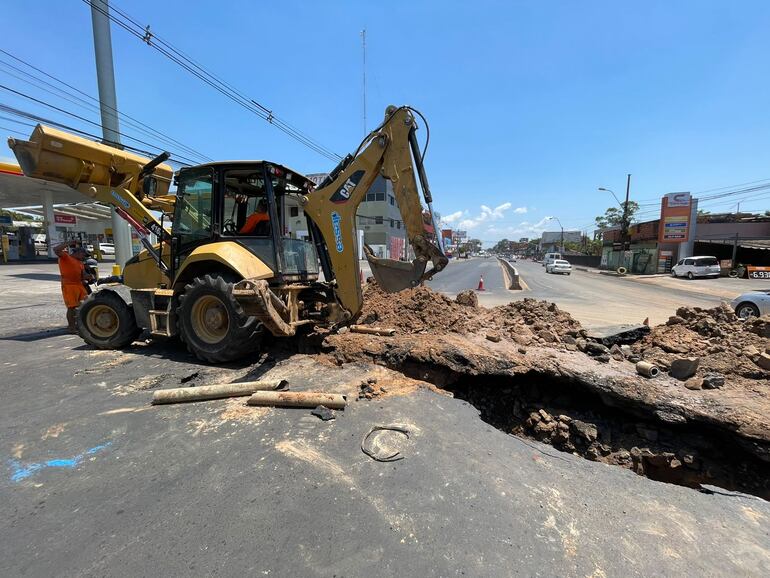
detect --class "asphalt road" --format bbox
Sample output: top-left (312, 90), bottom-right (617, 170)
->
top-left (1, 263), bottom-right (769, 576)
top-left (426, 257), bottom-right (509, 307)
top-left (429, 257), bottom-right (761, 327)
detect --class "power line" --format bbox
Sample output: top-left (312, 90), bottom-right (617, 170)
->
top-left (83, 0), bottom-right (343, 162)
top-left (0, 102), bottom-right (186, 168)
top-left (0, 84), bottom-right (201, 165)
top-left (0, 48), bottom-right (212, 163)
top-left (0, 124), bottom-right (27, 137)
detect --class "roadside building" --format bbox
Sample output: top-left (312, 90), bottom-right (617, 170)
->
top-left (601, 213), bottom-right (770, 273)
top-left (539, 230), bottom-right (582, 254)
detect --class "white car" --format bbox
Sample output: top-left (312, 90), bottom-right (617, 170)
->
top-left (732, 290), bottom-right (770, 318)
top-left (671, 256), bottom-right (720, 279)
top-left (97, 242), bottom-right (115, 255)
top-left (546, 259), bottom-right (572, 275)
top-left (543, 252), bottom-right (561, 268)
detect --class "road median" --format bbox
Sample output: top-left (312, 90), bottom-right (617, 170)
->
top-left (497, 258), bottom-right (525, 290)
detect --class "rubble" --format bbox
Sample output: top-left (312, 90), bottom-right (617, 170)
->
top-left (633, 304), bottom-right (770, 383)
top-left (702, 373), bottom-right (725, 389)
top-left (669, 357), bottom-right (700, 381)
top-left (455, 290), bottom-right (478, 307)
top-left (330, 286), bottom-right (770, 498)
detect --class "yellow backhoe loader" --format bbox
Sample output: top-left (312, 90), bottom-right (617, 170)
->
top-left (8, 106), bottom-right (447, 362)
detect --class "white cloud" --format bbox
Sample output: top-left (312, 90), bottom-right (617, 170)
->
top-left (442, 210), bottom-right (465, 224)
top-left (513, 207), bottom-right (528, 214)
top-left (476, 216), bottom-right (554, 243)
top-left (454, 202), bottom-right (514, 230)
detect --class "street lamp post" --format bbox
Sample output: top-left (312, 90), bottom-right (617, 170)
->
top-left (599, 174), bottom-right (632, 254)
top-left (547, 216), bottom-right (564, 253)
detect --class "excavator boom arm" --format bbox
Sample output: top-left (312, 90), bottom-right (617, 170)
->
top-left (302, 106), bottom-right (447, 318)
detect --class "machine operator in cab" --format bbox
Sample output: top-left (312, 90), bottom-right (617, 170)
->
top-left (238, 197), bottom-right (270, 235)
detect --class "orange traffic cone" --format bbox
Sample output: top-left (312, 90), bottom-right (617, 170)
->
top-left (477, 275), bottom-right (485, 291)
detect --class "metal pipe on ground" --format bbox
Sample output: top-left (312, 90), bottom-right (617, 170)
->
top-left (350, 325), bottom-right (396, 336)
top-left (151, 379), bottom-right (287, 405)
top-left (247, 391), bottom-right (347, 409)
top-left (636, 361), bottom-right (659, 378)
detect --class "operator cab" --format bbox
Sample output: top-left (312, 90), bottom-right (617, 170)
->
top-left (171, 161), bottom-right (319, 282)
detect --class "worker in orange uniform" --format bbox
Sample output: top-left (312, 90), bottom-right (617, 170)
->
top-left (238, 198), bottom-right (270, 235)
top-left (54, 240), bottom-right (95, 333)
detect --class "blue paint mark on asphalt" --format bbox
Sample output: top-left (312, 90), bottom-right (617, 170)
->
top-left (8, 442), bottom-right (112, 482)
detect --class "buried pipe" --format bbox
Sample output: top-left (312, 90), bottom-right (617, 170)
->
top-left (635, 361), bottom-right (659, 378)
top-left (247, 391), bottom-right (347, 409)
top-left (152, 379), bottom-right (287, 405)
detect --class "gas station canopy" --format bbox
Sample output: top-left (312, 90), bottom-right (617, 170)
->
top-left (0, 161), bottom-right (89, 207)
top-left (1, 160), bottom-right (112, 220)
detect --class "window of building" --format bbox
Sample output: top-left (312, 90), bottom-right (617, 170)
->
top-left (375, 191), bottom-right (385, 202)
top-left (397, 221), bottom-right (401, 230)
top-left (366, 192), bottom-right (376, 202)
top-left (389, 195), bottom-right (395, 206)
top-left (375, 216), bottom-right (383, 225)
top-left (390, 219), bottom-right (394, 227)
top-left (290, 206), bottom-right (299, 218)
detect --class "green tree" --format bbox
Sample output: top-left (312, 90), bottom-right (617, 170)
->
top-left (491, 238), bottom-right (511, 254)
top-left (594, 201), bottom-right (640, 229)
top-left (1, 209), bottom-right (40, 222)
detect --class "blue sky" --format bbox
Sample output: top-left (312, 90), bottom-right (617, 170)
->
top-left (3, 1), bottom-right (770, 244)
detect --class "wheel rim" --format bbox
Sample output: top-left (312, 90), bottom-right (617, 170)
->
top-left (738, 305), bottom-right (757, 319)
top-left (86, 304), bottom-right (120, 338)
top-left (190, 294), bottom-right (229, 344)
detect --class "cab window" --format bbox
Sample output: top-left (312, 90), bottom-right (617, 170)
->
top-left (173, 168), bottom-right (213, 245)
top-left (221, 169), bottom-right (274, 236)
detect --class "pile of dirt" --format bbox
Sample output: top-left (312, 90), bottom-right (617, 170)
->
top-left (633, 304), bottom-right (770, 384)
top-left (357, 284), bottom-right (584, 345)
top-left (483, 298), bottom-right (584, 345)
top-left (357, 283), bottom-right (481, 334)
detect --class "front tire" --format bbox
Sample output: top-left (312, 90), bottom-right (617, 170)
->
top-left (177, 275), bottom-right (263, 363)
top-left (735, 302), bottom-right (760, 319)
top-left (77, 290), bottom-right (141, 349)
top-left (687, 272), bottom-right (694, 280)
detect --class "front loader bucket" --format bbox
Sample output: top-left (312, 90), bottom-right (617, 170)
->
top-left (364, 245), bottom-right (427, 293)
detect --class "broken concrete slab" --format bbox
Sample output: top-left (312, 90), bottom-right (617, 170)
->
top-left (585, 324), bottom-right (651, 346)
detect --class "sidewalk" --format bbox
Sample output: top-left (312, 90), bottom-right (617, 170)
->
top-left (573, 264), bottom-right (761, 300)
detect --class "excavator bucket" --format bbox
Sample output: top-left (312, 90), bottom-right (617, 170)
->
top-left (364, 245), bottom-right (427, 293)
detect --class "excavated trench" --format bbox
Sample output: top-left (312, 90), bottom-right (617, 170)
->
top-left (290, 284), bottom-right (770, 499)
top-left (400, 364), bottom-right (769, 499)
top-left (313, 332), bottom-right (770, 499)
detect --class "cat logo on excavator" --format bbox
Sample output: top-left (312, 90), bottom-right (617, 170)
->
top-left (329, 170), bottom-right (364, 204)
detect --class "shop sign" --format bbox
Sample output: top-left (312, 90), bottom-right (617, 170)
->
top-left (748, 266), bottom-right (770, 279)
top-left (54, 213), bottom-right (77, 225)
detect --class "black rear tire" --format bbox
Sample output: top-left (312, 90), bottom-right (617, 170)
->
top-left (687, 272), bottom-right (694, 280)
top-left (177, 275), bottom-right (263, 363)
top-left (77, 290), bottom-right (141, 349)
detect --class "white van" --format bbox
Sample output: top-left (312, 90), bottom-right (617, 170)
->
top-left (671, 256), bottom-right (721, 279)
top-left (543, 252), bottom-right (561, 267)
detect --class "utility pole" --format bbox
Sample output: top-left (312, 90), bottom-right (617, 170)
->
top-left (361, 29), bottom-right (367, 137)
top-left (621, 173), bottom-right (631, 252)
top-left (90, 0), bottom-right (132, 269)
